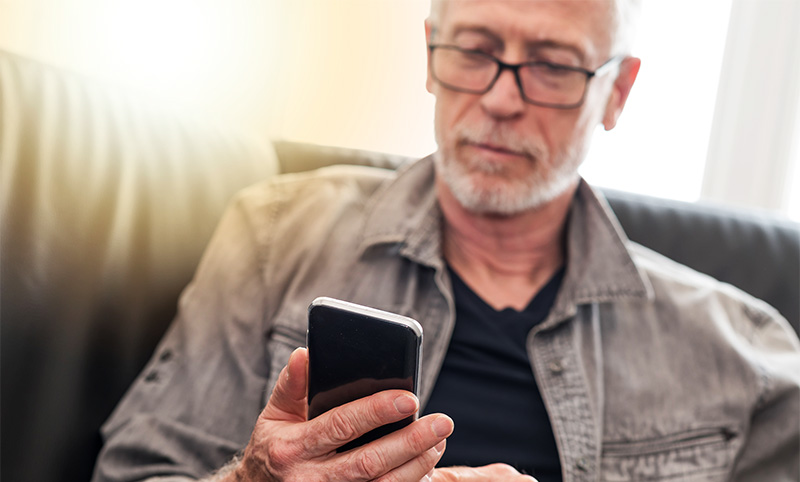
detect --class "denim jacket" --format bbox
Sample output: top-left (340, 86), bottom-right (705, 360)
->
top-left (94, 157), bottom-right (800, 482)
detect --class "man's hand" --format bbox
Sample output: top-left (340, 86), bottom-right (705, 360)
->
top-left (229, 347), bottom-right (454, 482)
top-left (434, 464), bottom-right (538, 481)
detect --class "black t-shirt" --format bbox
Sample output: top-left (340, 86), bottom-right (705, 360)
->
top-left (422, 266), bottom-right (564, 481)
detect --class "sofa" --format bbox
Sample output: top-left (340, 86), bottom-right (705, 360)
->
top-left (1, 50), bottom-right (798, 482)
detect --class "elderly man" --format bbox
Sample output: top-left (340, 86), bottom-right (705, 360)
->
top-left (93, 0), bottom-right (800, 481)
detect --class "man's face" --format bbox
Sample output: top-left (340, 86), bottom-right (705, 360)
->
top-left (427, 0), bottom-right (627, 215)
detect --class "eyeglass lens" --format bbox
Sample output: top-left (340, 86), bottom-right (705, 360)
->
top-left (431, 47), bottom-right (588, 107)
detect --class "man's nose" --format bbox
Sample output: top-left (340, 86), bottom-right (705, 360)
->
top-left (480, 68), bottom-right (526, 119)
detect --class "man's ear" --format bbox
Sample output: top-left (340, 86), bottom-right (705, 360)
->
top-left (425, 20), bottom-right (435, 94)
top-left (602, 56), bottom-right (641, 131)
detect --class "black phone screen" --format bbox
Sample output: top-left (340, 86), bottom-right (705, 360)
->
top-left (307, 297), bottom-right (422, 452)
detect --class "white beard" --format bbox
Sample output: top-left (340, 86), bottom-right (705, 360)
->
top-left (433, 121), bottom-right (583, 215)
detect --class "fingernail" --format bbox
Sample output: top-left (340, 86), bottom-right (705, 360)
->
top-left (434, 440), bottom-right (446, 454)
top-left (432, 415), bottom-right (454, 437)
top-left (394, 394), bottom-right (418, 414)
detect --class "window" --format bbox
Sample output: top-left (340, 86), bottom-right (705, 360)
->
top-left (700, 0), bottom-right (800, 220)
top-left (787, 92), bottom-right (800, 221)
top-left (580, 1), bottom-right (734, 203)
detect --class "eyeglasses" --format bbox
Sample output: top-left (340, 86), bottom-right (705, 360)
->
top-left (428, 44), bottom-right (621, 109)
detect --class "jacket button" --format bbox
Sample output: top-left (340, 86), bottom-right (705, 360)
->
top-left (548, 359), bottom-right (564, 374)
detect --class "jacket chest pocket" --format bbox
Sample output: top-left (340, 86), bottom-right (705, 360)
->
top-left (600, 426), bottom-right (738, 481)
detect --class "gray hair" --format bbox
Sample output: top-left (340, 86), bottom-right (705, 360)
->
top-left (611, 0), bottom-right (642, 54)
top-left (428, 0), bottom-right (641, 55)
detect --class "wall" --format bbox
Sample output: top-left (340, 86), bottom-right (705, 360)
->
top-left (0, 0), bottom-right (436, 157)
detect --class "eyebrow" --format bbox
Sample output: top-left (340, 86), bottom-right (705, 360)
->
top-left (449, 25), bottom-right (503, 45)
top-left (448, 24), bottom-right (586, 64)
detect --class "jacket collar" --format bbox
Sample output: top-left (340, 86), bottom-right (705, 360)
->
top-left (359, 155), bottom-right (444, 269)
top-left (359, 156), bottom-right (652, 310)
top-left (552, 179), bottom-right (654, 321)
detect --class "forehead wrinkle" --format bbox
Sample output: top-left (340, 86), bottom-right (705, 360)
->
top-left (452, 27), bottom-right (588, 64)
top-left (437, 0), bottom-right (614, 63)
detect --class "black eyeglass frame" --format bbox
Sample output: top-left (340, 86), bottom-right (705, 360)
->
top-left (428, 44), bottom-right (622, 109)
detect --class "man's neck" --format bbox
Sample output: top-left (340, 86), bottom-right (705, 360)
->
top-left (437, 178), bottom-right (576, 311)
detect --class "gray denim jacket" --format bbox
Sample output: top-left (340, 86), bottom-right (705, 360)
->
top-left (94, 157), bottom-right (800, 482)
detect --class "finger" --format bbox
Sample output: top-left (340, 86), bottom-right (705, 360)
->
top-left (262, 347), bottom-right (309, 422)
top-left (375, 439), bottom-right (446, 482)
top-left (306, 390), bottom-right (422, 455)
top-left (335, 414), bottom-right (453, 481)
top-left (303, 390), bottom-right (423, 456)
top-left (433, 463), bottom-right (537, 481)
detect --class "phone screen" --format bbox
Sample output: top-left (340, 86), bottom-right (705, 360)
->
top-left (307, 297), bottom-right (422, 452)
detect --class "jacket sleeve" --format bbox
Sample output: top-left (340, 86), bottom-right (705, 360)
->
top-left (92, 194), bottom-right (273, 482)
top-left (731, 304), bottom-right (800, 481)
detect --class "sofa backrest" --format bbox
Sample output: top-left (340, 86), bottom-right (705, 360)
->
top-left (603, 188), bottom-right (799, 335)
top-left (1, 50), bottom-right (278, 482)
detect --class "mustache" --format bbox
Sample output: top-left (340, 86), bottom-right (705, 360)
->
top-left (454, 122), bottom-right (544, 160)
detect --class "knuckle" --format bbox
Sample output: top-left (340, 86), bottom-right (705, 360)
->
top-left (361, 394), bottom-right (388, 425)
top-left (265, 437), bottom-right (303, 473)
top-left (327, 409), bottom-right (359, 444)
top-left (352, 449), bottom-right (387, 480)
top-left (401, 426), bottom-right (429, 453)
top-left (406, 446), bottom-right (443, 479)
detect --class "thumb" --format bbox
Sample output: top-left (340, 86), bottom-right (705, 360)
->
top-left (262, 347), bottom-right (308, 422)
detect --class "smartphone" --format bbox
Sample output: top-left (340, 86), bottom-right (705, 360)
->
top-left (307, 297), bottom-right (423, 452)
